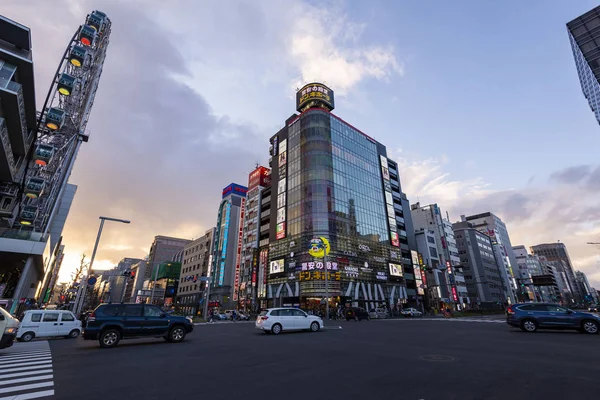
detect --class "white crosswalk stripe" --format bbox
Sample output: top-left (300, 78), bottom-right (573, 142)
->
top-left (0, 341), bottom-right (54, 399)
top-left (415, 318), bottom-right (505, 323)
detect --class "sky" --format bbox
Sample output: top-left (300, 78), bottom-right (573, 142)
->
top-left (4, 0), bottom-right (600, 288)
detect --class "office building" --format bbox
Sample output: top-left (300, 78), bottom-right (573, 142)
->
top-left (209, 183), bottom-right (248, 310)
top-left (238, 166), bottom-right (271, 311)
top-left (530, 243), bottom-right (583, 304)
top-left (513, 246), bottom-right (558, 303)
top-left (145, 235), bottom-right (191, 280)
top-left (575, 270), bottom-right (598, 304)
top-left (411, 203), bottom-right (468, 309)
top-left (463, 212), bottom-right (517, 299)
top-left (176, 228), bottom-right (214, 316)
top-left (567, 6), bottom-right (600, 125)
top-left (264, 83), bottom-right (418, 312)
top-left (452, 221), bottom-right (506, 307)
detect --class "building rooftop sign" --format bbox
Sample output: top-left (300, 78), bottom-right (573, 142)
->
top-left (296, 82), bottom-right (335, 112)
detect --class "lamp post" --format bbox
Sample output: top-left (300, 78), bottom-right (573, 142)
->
top-left (73, 216), bottom-right (130, 315)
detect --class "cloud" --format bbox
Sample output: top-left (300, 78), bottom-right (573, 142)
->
top-left (395, 154), bottom-right (600, 289)
top-left (288, 4), bottom-right (403, 94)
top-left (2, 0), bottom-right (405, 283)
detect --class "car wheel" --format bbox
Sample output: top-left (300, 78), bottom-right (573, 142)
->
top-left (168, 326), bottom-right (187, 342)
top-left (310, 322), bottom-right (320, 332)
top-left (521, 319), bottom-right (537, 333)
top-left (68, 329), bottom-right (80, 339)
top-left (271, 323), bottom-right (282, 335)
top-left (582, 320), bottom-right (599, 334)
top-left (99, 329), bottom-right (121, 348)
top-left (21, 332), bottom-right (35, 342)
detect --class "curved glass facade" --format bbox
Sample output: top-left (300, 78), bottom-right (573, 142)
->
top-left (269, 109), bottom-right (407, 308)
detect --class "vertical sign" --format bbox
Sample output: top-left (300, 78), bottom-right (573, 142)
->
top-left (276, 140), bottom-right (287, 240)
top-left (233, 197), bottom-right (246, 301)
top-left (380, 155), bottom-right (398, 247)
top-left (258, 249), bottom-right (268, 298)
top-left (251, 248), bottom-right (258, 287)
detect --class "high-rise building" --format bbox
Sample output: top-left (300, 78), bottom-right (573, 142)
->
top-left (238, 166), bottom-right (271, 310)
top-left (530, 243), bottom-right (583, 304)
top-left (575, 270), bottom-right (598, 304)
top-left (209, 183), bottom-right (248, 310)
top-left (263, 83), bottom-right (418, 312)
top-left (452, 221), bottom-right (507, 307)
top-left (567, 6), bottom-right (600, 125)
top-left (512, 245), bottom-right (559, 303)
top-left (463, 212), bottom-right (518, 298)
top-left (410, 203), bottom-right (468, 309)
top-left (176, 228), bottom-right (214, 315)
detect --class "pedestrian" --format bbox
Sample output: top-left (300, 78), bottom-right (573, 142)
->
top-left (232, 309), bottom-right (237, 322)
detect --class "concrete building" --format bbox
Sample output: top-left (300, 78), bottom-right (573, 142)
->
top-left (530, 243), bottom-right (583, 305)
top-left (238, 166), bottom-right (270, 311)
top-left (567, 6), bottom-right (600, 125)
top-left (576, 270), bottom-right (598, 304)
top-left (176, 228), bottom-right (214, 316)
top-left (411, 203), bottom-right (468, 309)
top-left (209, 183), bottom-right (248, 310)
top-left (124, 259), bottom-right (147, 303)
top-left (452, 221), bottom-right (506, 308)
top-left (463, 212), bottom-right (518, 299)
top-left (145, 235), bottom-right (191, 281)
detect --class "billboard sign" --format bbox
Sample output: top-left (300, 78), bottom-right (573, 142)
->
top-left (222, 183), bottom-right (248, 199)
top-left (269, 259), bottom-right (284, 274)
top-left (296, 82), bottom-right (335, 112)
top-left (389, 263), bottom-right (403, 277)
top-left (248, 166), bottom-right (271, 190)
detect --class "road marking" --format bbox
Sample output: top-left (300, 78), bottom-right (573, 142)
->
top-left (381, 318), bottom-right (504, 323)
top-left (0, 341), bottom-right (54, 399)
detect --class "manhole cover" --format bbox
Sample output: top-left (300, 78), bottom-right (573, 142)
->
top-left (420, 355), bottom-right (455, 362)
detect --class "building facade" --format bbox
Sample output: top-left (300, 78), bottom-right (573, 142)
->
top-left (411, 203), bottom-right (468, 309)
top-left (464, 212), bottom-right (517, 300)
top-left (264, 83), bottom-right (418, 314)
top-left (575, 270), bottom-right (598, 304)
top-left (209, 183), bottom-right (248, 310)
top-left (453, 221), bottom-right (506, 308)
top-left (530, 243), bottom-right (583, 305)
top-left (238, 166), bottom-right (270, 311)
top-left (176, 228), bottom-right (214, 316)
top-left (567, 6), bottom-right (600, 125)
top-left (145, 235), bottom-right (191, 280)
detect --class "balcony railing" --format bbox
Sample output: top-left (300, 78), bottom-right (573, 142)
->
top-left (0, 228), bottom-right (47, 242)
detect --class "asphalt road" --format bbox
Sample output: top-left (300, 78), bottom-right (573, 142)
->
top-left (24, 318), bottom-right (600, 399)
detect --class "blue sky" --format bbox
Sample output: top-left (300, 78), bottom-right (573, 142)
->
top-left (4, 0), bottom-right (600, 287)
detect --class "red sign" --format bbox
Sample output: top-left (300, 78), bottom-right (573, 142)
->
top-left (233, 197), bottom-right (246, 301)
top-left (248, 166), bottom-right (271, 190)
top-left (446, 261), bottom-right (452, 274)
top-left (390, 231), bottom-right (399, 247)
top-left (251, 249), bottom-right (258, 287)
top-left (420, 269), bottom-right (427, 287)
top-left (452, 286), bottom-right (458, 302)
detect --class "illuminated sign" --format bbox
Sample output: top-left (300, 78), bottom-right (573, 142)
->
top-left (248, 166), bottom-right (271, 190)
top-left (258, 249), bottom-right (268, 297)
top-left (300, 261), bottom-right (338, 271)
top-left (376, 271), bottom-right (388, 281)
top-left (296, 82), bottom-right (335, 112)
top-left (279, 139), bottom-right (287, 153)
top-left (298, 271), bottom-right (341, 281)
top-left (278, 151), bottom-right (287, 167)
top-left (389, 263), bottom-right (403, 277)
top-left (269, 259), bottom-right (284, 274)
top-left (233, 197), bottom-right (246, 301)
top-left (222, 183), bottom-right (248, 199)
top-left (276, 222), bottom-right (286, 239)
top-left (452, 286), bottom-right (458, 301)
top-left (391, 232), bottom-right (399, 247)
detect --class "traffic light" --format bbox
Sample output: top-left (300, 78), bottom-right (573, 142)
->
top-left (130, 271), bottom-right (136, 280)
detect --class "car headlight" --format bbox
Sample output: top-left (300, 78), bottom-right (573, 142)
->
top-left (4, 327), bottom-right (16, 334)
top-left (186, 317), bottom-right (193, 324)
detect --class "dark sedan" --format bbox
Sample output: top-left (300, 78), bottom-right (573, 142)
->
top-left (506, 303), bottom-right (600, 334)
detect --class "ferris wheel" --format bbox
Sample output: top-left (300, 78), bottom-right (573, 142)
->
top-left (16, 10), bottom-right (111, 232)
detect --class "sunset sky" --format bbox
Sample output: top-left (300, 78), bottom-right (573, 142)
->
top-left (4, 0), bottom-right (600, 287)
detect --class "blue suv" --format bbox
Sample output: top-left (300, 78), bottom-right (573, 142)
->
top-left (83, 303), bottom-right (194, 348)
top-left (506, 303), bottom-right (600, 334)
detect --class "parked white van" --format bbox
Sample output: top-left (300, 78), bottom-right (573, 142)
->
top-left (17, 310), bottom-right (82, 342)
top-left (0, 307), bottom-right (20, 349)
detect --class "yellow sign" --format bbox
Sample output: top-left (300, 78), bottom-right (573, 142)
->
top-left (296, 83), bottom-right (335, 112)
top-left (298, 271), bottom-right (341, 281)
top-left (308, 237), bottom-right (330, 258)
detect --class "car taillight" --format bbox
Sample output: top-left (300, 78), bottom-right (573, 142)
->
top-left (260, 316), bottom-right (268, 320)
top-left (87, 312), bottom-right (96, 322)
top-left (506, 306), bottom-right (514, 315)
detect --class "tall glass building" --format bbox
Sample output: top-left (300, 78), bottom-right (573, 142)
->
top-left (567, 6), bottom-right (600, 125)
top-left (264, 83), bottom-right (419, 312)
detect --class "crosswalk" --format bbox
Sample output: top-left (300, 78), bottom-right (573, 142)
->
top-left (0, 341), bottom-right (54, 399)
top-left (415, 317), bottom-right (505, 324)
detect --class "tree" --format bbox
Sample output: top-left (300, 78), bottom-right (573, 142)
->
top-left (70, 253), bottom-right (89, 287)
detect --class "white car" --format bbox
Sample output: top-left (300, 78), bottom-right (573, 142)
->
top-left (368, 308), bottom-right (389, 319)
top-left (255, 308), bottom-right (322, 335)
top-left (17, 310), bottom-right (82, 342)
top-left (401, 307), bottom-right (423, 317)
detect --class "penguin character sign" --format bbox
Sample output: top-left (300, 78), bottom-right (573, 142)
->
top-left (308, 237), bottom-right (330, 259)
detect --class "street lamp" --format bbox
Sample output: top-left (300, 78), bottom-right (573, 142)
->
top-left (73, 216), bottom-right (131, 315)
